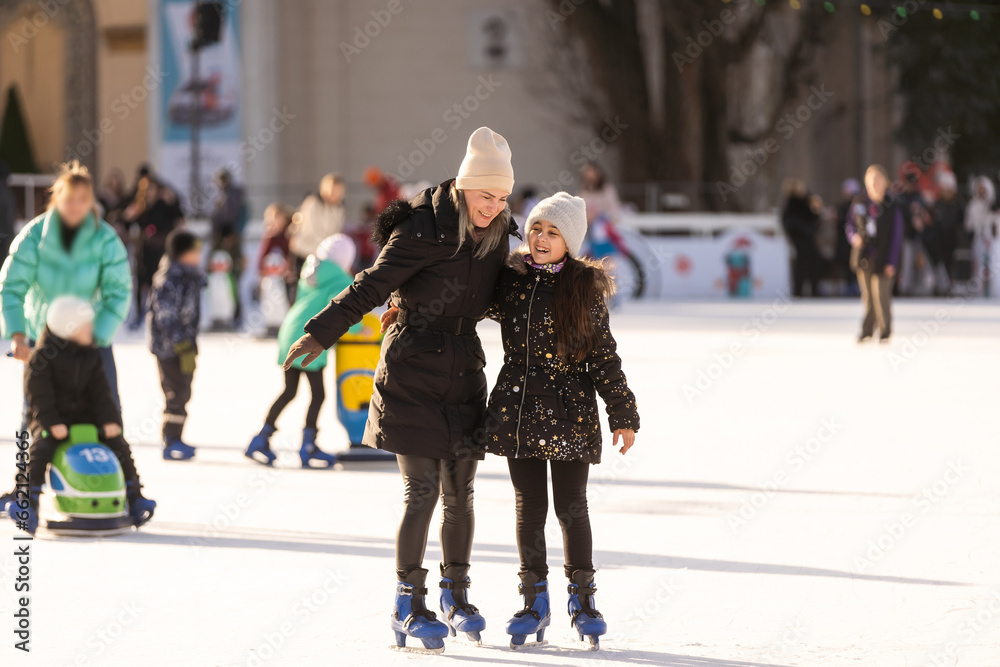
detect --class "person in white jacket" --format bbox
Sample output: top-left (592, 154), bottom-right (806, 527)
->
top-left (289, 173), bottom-right (347, 280)
top-left (965, 175), bottom-right (998, 297)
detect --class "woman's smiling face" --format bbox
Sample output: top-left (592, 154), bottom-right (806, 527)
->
top-left (463, 189), bottom-right (508, 228)
top-left (527, 219), bottom-right (567, 264)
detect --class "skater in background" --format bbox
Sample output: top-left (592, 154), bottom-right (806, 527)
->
top-left (121, 175), bottom-right (184, 328)
top-left (0, 160), bottom-right (16, 266)
top-left (210, 169), bottom-right (247, 327)
top-left (255, 203), bottom-right (296, 305)
top-left (847, 165), bottom-right (903, 342)
top-left (0, 161), bottom-right (132, 421)
top-left (924, 171), bottom-right (964, 296)
top-left (484, 192), bottom-right (638, 649)
top-left (578, 162), bottom-right (621, 224)
top-left (148, 230), bottom-right (206, 461)
top-left (284, 127), bottom-right (518, 653)
top-left (363, 165), bottom-right (401, 217)
top-left (4, 296), bottom-right (155, 534)
top-left (896, 170), bottom-right (930, 296)
top-left (782, 178), bottom-right (822, 297)
top-left (289, 173), bottom-right (346, 282)
top-left (965, 176), bottom-right (997, 294)
top-left (246, 234), bottom-right (358, 468)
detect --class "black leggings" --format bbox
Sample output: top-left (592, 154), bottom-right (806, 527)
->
top-left (265, 368), bottom-right (325, 430)
top-left (396, 454), bottom-right (478, 580)
top-left (507, 457), bottom-right (593, 581)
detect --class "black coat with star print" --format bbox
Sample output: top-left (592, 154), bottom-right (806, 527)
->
top-left (484, 253), bottom-right (639, 464)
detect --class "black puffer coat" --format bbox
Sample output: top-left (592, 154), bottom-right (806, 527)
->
top-left (24, 327), bottom-right (120, 440)
top-left (304, 180), bottom-right (516, 460)
top-left (484, 253), bottom-right (639, 464)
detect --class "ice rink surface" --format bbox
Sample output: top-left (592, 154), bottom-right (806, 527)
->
top-left (0, 297), bottom-right (998, 667)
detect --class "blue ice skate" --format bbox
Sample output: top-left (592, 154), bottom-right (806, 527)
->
top-left (568, 569), bottom-right (607, 650)
top-left (7, 486), bottom-right (40, 535)
top-left (391, 568), bottom-right (449, 654)
top-left (245, 424), bottom-right (277, 466)
top-left (506, 573), bottom-right (551, 649)
top-left (162, 439), bottom-right (196, 461)
top-left (299, 428), bottom-right (337, 468)
top-left (126, 482), bottom-right (156, 527)
top-left (439, 565), bottom-right (486, 644)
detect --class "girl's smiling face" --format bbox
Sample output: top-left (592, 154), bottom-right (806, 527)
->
top-left (463, 189), bottom-right (509, 228)
top-left (527, 219), bottom-right (567, 264)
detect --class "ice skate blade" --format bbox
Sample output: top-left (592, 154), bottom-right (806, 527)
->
top-left (389, 644), bottom-right (446, 655)
top-left (509, 639), bottom-right (548, 650)
top-left (578, 635), bottom-right (601, 651)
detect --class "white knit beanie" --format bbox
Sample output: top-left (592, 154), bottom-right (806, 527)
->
top-left (315, 233), bottom-right (357, 274)
top-left (525, 192), bottom-right (588, 257)
top-left (455, 127), bottom-right (514, 194)
top-left (46, 295), bottom-right (95, 340)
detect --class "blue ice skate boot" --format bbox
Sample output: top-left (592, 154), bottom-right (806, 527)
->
top-left (245, 424), bottom-right (277, 466)
top-left (7, 486), bottom-right (40, 535)
top-left (506, 572), bottom-right (551, 649)
top-left (439, 564), bottom-right (486, 644)
top-left (162, 439), bottom-right (196, 461)
top-left (391, 567), bottom-right (449, 653)
top-left (299, 428), bottom-right (337, 468)
top-left (126, 482), bottom-right (156, 527)
top-left (0, 491), bottom-right (13, 515)
top-left (568, 569), bottom-right (607, 649)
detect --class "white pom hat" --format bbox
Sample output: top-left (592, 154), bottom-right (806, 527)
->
top-left (525, 191), bottom-right (588, 257)
top-left (455, 127), bottom-right (514, 194)
top-left (46, 295), bottom-right (95, 339)
top-left (315, 233), bottom-right (357, 274)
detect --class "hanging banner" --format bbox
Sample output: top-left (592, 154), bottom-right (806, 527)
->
top-left (152, 0), bottom-right (242, 214)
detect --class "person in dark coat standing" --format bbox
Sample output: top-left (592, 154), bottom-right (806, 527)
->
top-left (483, 192), bottom-right (638, 648)
top-left (147, 230), bottom-right (205, 461)
top-left (781, 178), bottom-right (823, 297)
top-left (847, 165), bottom-right (903, 342)
top-left (284, 127), bottom-right (518, 651)
top-left (4, 296), bottom-right (154, 533)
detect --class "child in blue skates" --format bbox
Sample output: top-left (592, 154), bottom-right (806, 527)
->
top-left (245, 234), bottom-right (358, 467)
top-left (485, 192), bottom-right (639, 649)
top-left (148, 230), bottom-right (205, 461)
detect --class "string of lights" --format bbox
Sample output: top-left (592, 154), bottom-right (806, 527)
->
top-left (720, 0), bottom-right (998, 20)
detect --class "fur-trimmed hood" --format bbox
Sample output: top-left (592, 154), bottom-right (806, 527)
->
top-left (505, 248), bottom-right (617, 298)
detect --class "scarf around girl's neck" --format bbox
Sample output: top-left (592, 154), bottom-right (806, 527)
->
top-left (524, 254), bottom-right (567, 273)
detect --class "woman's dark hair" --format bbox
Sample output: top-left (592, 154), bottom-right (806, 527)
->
top-left (553, 255), bottom-right (615, 362)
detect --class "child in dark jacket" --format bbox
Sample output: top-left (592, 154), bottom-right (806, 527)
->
top-left (147, 229), bottom-right (205, 460)
top-left (7, 295), bottom-right (155, 533)
top-left (485, 192), bottom-right (639, 649)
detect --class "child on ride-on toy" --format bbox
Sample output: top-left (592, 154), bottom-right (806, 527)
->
top-left (7, 295), bottom-right (155, 534)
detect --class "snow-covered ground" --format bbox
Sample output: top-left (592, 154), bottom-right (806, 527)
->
top-left (1, 298), bottom-right (998, 667)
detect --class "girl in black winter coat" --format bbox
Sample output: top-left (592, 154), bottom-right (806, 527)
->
top-left (484, 191), bottom-right (639, 649)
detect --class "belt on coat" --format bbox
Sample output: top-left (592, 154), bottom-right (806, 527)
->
top-left (397, 307), bottom-right (478, 335)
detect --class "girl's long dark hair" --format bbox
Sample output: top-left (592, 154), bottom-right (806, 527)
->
top-left (553, 255), bottom-right (616, 362)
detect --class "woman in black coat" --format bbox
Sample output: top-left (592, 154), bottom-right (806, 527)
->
top-left (284, 128), bottom-right (517, 652)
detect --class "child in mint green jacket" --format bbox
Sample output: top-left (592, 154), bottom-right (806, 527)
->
top-left (245, 234), bottom-right (359, 468)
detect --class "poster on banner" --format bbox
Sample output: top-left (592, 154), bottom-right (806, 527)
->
top-left (646, 228), bottom-right (790, 298)
top-left (152, 0), bottom-right (242, 215)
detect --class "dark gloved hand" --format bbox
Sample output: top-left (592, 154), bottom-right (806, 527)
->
top-left (283, 333), bottom-right (325, 370)
top-left (174, 340), bottom-right (197, 375)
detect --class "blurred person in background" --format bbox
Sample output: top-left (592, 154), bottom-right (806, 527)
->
top-left (289, 173), bottom-right (346, 281)
top-left (98, 168), bottom-right (128, 229)
top-left (0, 160), bottom-right (15, 266)
top-left (965, 176), bottom-right (997, 295)
top-left (256, 203), bottom-right (296, 304)
top-left (781, 178), bottom-right (822, 297)
top-left (363, 166), bottom-right (401, 217)
top-left (0, 161), bottom-right (132, 421)
top-left (122, 176), bottom-right (185, 328)
top-left (835, 178), bottom-right (863, 296)
top-left (896, 169), bottom-right (930, 296)
top-left (847, 165), bottom-right (903, 342)
top-left (924, 171), bottom-right (964, 296)
top-left (578, 162), bottom-right (621, 224)
top-left (211, 169), bottom-right (247, 326)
